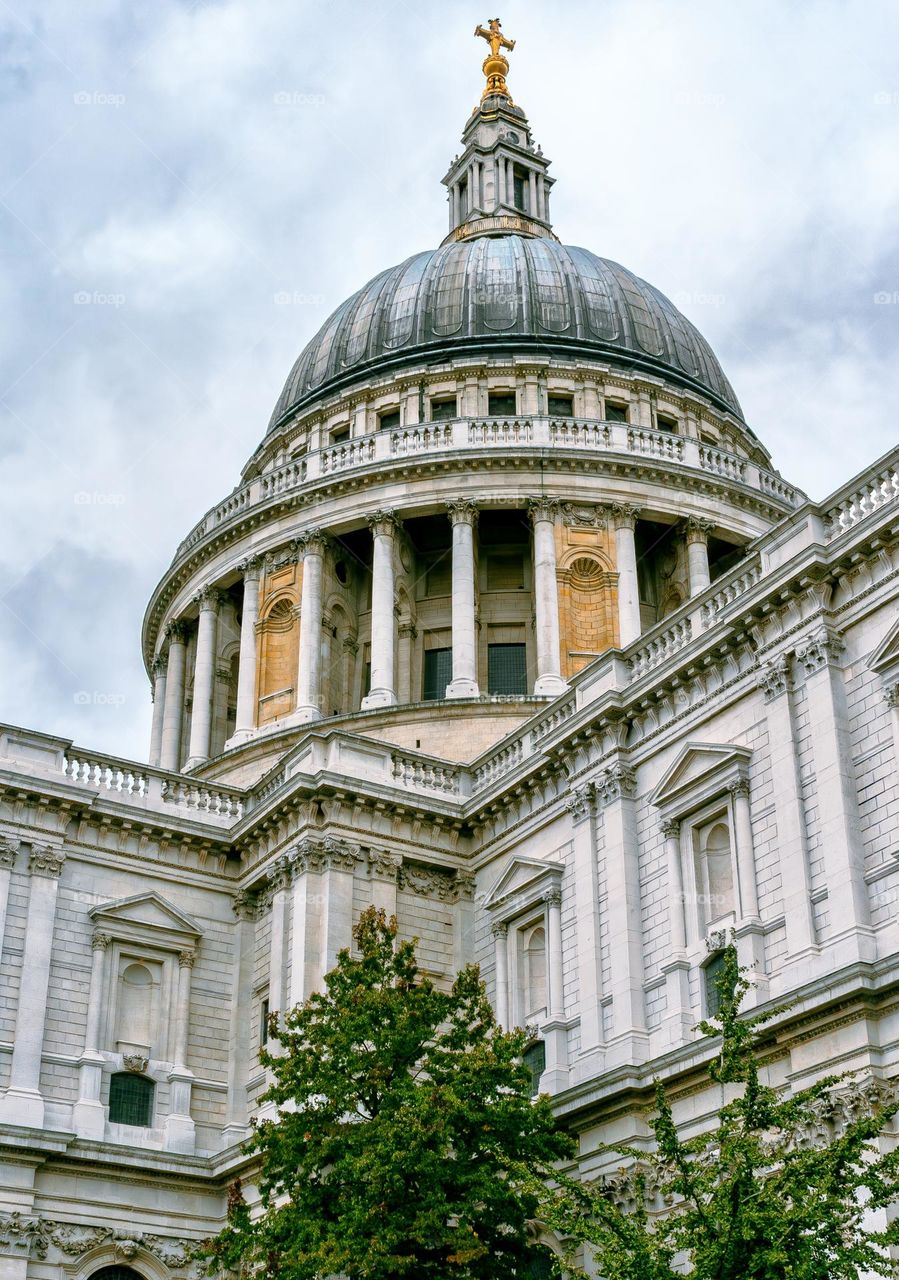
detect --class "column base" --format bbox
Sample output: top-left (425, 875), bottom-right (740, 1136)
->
top-left (534, 673), bottom-right (569, 697)
top-left (223, 728), bottom-right (256, 751)
top-left (446, 678), bottom-right (479, 699)
top-left (221, 1122), bottom-right (251, 1148)
top-left (0, 1087), bottom-right (45, 1129)
top-left (163, 1112), bottom-right (196, 1153)
top-left (281, 704), bottom-right (322, 727)
top-left (72, 1098), bottom-right (106, 1140)
top-left (361, 687), bottom-right (397, 710)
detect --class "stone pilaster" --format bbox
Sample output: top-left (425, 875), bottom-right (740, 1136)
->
top-left (659, 818), bottom-right (692, 1045)
top-left (159, 621), bottom-right (187, 772)
top-left (612, 505), bottom-right (642, 646)
top-left (164, 948), bottom-right (197, 1153)
top-left (148, 653), bottom-right (167, 767)
top-left (684, 517), bottom-right (712, 596)
top-left (362, 511), bottom-right (398, 709)
top-left (72, 930), bottom-right (112, 1139)
top-left (229, 555), bottom-right (263, 744)
top-left (223, 890), bottom-right (256, 1145)
top-left (567, 782), bottom-right (604, 1081)
top-left (528, 498), bottom-right (567, 696)
top-left (446, 501), bottom-right (480, 698)
top-left (491, 921), bottom-right (509, 1027)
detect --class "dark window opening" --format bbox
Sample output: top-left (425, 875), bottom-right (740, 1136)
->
top-left (699, 430), bottom-right (718, 447)
top-left (656, 413), bottom-right (678, 433)
top-left (430, 397), bottom-right (457, 421)
top-left (379, 409), bottom-right (400, 431)
top-left (335, 560), bottom-right (348, 585)
top-left (522, 1040), bottom-right (546, 1097)
top-left (488, 391), bottom-right (517, 416)
top-left (704, 951), bottom-right (731, 1018)
top-left (108, 1072), bottom-right (154, 1127)
top-left (488, 643), bottom-right (527, 696)
top-left (513, 169), bottom-right (526, 211)
top-left (459, 176), bottom-right (468, 216)
top-left (519, 1246), bottom-right (559, 1279)
top-left (487, 554), bottom-right (525, 592)
top-left (364, 660), bottom-right (371, 697)
top-left (425, 556), bottom-right (452, 597)
top-left (708, 536), bottom-right (746, 584)
top-left (90, 1267), bottom-right (147, 1280)
top-left (259, 997), bottom-right (270, 1047)
top-left (423, 648), bottom-right (452, 701)
top-left (605, 401), bottom-right (628, 423)
top-left (547, 394), bottom-right (573, 417)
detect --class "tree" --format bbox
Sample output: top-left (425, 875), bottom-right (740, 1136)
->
top-left (536, 946), bottom-right (899, 1280)
top-left (201, 907), bottom-right (573, 1280)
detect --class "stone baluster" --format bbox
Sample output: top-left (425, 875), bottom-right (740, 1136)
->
top-left (186, 587), bottom-right (225, 768)
top-left (159, 622), bottom-right (187, 772)
top-left (362, 511), bottom-right (398, 709)
top-left (230, 556), bottom-right (262, 743)
top-left (73, 931), bottom-right (111, 1138)
top-left (148, 654), bottom-right (167, 767)
top-left (613, 505), bottom-right (642, 647)
top-left (295, 531), bottom-right (328, 722)
top-left (528, 498), bottom-right (567, 696)
top-left (685, 517), bottom-right (712, 596)
top-left (446, 501), bottom-right (479, 698)
top-left (0, 846), bottom-right (66, 1128)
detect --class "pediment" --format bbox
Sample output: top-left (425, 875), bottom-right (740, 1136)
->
top-left (868, 616), bottom-right (899, 675)
top-left (484, 856), bottom-right (562, 914)
top-left (89, 892), bottom-right (203, 942)
top-left (650, 742), bottom-right (751, 810)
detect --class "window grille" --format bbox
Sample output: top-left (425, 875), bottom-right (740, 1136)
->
top-left (90, 1267), bottom-right (147, 1280)
top-left (488, 643), bottom-right (527, 695)
top-left (547, 394), bottom-right (573, 417)
top-left (704, 951), bottom-right (730, 1017)
top-left (488, 391), bottom-right (517, 416)
top-left (378, 409), bottom-right (400, 430)
top-left (430, 397), bottom-right (457, 421)
top-left (522, 1041), bottom-right (546, 1097)
top-left (423, 648), bottom-right (452, 701)
top-left (108, 1072), bottom-right (154, 1127)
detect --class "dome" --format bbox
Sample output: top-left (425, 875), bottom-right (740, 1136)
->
top-left (267, 236), bottom-right (743, 433)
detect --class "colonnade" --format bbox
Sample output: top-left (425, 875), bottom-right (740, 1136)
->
top-left (148, 504), bottom-right (714, 771)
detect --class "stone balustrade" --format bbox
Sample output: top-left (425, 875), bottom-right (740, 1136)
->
top-left (823, 452), bottom-right (899, 540)
top-left (391, 752), bottom-right (462, 795)
top-left (626, 616), bottom-right (693, 683)
top-left (174, 417), bottom-right (803, 562)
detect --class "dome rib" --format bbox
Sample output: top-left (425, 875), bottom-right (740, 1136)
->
top-left (267, 237), bottom-right (742, 433)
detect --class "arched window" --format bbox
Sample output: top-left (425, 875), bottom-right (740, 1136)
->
top-left (117, 962), bottom-right (153, 1050)
top-left (522, 1041), bottom-right (546, 1098)
top-left (108, 1072), bottom-right (154, 1127)
top-left (692, 816), bottom-right (734, 928)
top-left (703, 950), bottom-right (733, 1018)
top-left (524, 925), bottom-right (547, 1018)
top-left (90, 1268), bottom-right (146, 1280)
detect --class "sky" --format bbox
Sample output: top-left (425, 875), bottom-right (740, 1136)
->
top-left (0, 0), bottom-right (898, 762)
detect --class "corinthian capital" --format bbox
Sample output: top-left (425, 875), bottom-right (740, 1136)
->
top-left (612, 503), bottom-right (641, 531)
top-left (196, 585), bottom-right (228, 612)
top-left (527, 497), bottom-right (559, 525)
top-left (367, 509), bottom-right (398, 538)
top-left (28, 845), bottom-right (65, 878)
top-left (446, 500), bottom-right (478, 526)
top-left (165, 620), bottom-right (187, 646)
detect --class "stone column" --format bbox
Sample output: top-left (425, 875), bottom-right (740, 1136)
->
top-left (164, 947), bottom-right (197, 1153)
top-left (568, 783), bottom-right (606, 1084)
top-left (397, 623), bottom-right (416, 704)
top-left (186, 587), bottom-right (224, 768)
top-left (492, 922), bottom-right (509, 1026)
top-left (758, 656), bottom-right (817, 965)
top-left (295, 530), bottom-right (328, 722)
top-left (148, 654), bottom-right (167, 767)
top-left (659, 819), bottom-right (691, 1045)
top-left (685, 517), bottom-right (712, 596)
top-left (884, 680), bottom-right (899, 768)
top-left (453, 873), bottom-right (476, 972)
top-left (160, 622), bottom-right (187, 772)
top-left (362, 511), bottom-right (398, 709)
top-left (796, 626), bottom-right (873, 962)
top-left (528, 499), bottom-right (567, 696)
top-left (342, 634), bottom-right (359, 711)
top-left (541, 886), bottom-right (568, 1092)
top-left (0, 845), bottom-right (65, 1128)
top-left (230, 556), bottom-right (262, 742)
top-left (613, 505), bottom-right (642, 647)
top-left (0, 840), bottom-right (16, 970)
top-left (223, 891), bottom-right (256, 1145)
top-left (597, 765), bottom-right (647, 1062)
top-left (537, 172), bottom-right (546, 220)
top-left (528, 169), bottom-right (538, 217)
top-left (496, 155), bottom-right (506, 207)
top-left (729, 778), bottom-right (767, 1002)
top-left (73, 931), bottom-right (111, 1139)
top-left (446, 501), bottom-right (479, 698)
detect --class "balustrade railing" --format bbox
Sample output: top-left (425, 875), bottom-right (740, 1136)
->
top-left (391, 753), bottom-right (461, 795)
top-left (699, 558), bottom-right (763, 630)
top-left (823, 457), bottom-right (899, 540)
top-left (626, 617), bottom-right (693, 682)
top-left (62, 750), bottom-right (245, 820)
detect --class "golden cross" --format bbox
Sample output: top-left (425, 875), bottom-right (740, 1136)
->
top-left (474, 18), bottom-right (515, 60)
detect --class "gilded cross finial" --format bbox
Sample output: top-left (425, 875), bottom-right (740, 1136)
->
top-left (474, 18), bottom-right (516, 102)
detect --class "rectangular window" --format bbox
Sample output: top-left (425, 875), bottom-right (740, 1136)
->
top-left (656, 413), bottom-right (678, 433)
top-left (330, 425), bottom-right (350, 443)
top-left (692, 814), bottom-right (735, 929)
top-left (459, 176), bottom-right (469, 216)
top-left (488, 643), bottom-right (527, 695)
top-left (259, 997), bottom-right (270, 1047)
top-left (430, 397), bottom-right (457, 421)
top-left (605, 401), bottom-right (628, 422)
top-left (547, 394), bottom-right (574, 417)
top-left (379, 409), bottom-right (400, 431)
top-left (423, 648), bottom-right (452, 701)
top-left (488, 391), bottom-right (517, 416)
top-left (513, 170), bottom-right (526, 212)
top-left (704, 952), bottom-right (728, 1017)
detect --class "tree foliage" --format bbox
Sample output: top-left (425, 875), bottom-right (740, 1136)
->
top-left (201, 907), bottom-right (573, 1279)
top-left (537, 946), bottom-right (899, 1280)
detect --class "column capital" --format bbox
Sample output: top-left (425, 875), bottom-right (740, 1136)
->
top-left (884, 681), bottom-right (899, 709)
top-left (232, 889), bottom-right (258, 921)
top-left (542, 886), bottom-right (563, 908)
top-left (491, 920), bottom-right (508, 940)
top-left (660, 817), bottom-right (680, 840)
top-left (215, 664), bottom-right (232, 684)
top-left (268, 853), bottom-right (293, 892)
top-left (367, 509), bottom-right (398, 538)
top-left (684, 516), bottom-right (713, 545)
top-left (795, 626), bottom-right (844, 675)
top-left (91, 931), bottom-right (112, 951)
top-left (238, 554), bottom-right (263, 581)
top-left (295, 528), bottom-right (331, 557)
top-left (178, 948), bottom-right (197, 968)
top-left (266, 544), bottom-right (301, 571)
top-left (367, 847), bottom-right (403, 881)
top-left (165, 620), bottom-right (188, 646)
top-left (527, 497), bottom-right (559, 525)
top-left (195, 585), bottom-right (227, 613)
top-left (758, 653), bottom-right (792, 702)
top-left (612, 503), bottom-right (641, 531)
top-left (0, 839), bottom-right (16, 869)
top-left (28, 845), bottom-right (65, 878)
top-left (565, 782), bottom-right (595, 820)
top-left (152, 652), bottom-right (168, 679)
top-left (595, 763), bottom-right (637, 807)
top-left (446, 499), bottom-right (478, 527)
top-left (728, 778), bottom-right (751, 799)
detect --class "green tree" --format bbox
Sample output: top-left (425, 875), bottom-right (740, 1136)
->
top-left (202, 907), bottom-right (573, 1279)
top-left (537, 946), bottom-right (899, 1280)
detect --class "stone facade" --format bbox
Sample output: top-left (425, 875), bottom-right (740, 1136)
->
top-left (2, 60), bottom-right (899, 1280)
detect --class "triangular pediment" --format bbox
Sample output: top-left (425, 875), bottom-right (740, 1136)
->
top-left (650, 742), bottom-right (751, 809)
top-left (89, 891), bottom-right (202, 939)
top-left (869, 616), bottom-right (899, 675)
top-left (485, 856), bottom-right (562, 910)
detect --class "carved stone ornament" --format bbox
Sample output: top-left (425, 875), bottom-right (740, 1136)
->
top-left (28, 845), bottom-right (65, 878)
top-left (367, 847), bottom-right (403, 880)
top-left (446, 499), bottom-right (478, 526)
top-left (611, 503), bottom-right (641, 530)
top-left (595, 763), bottom-right (637, 807)
top-left (231, 888), bottom-right (258, 921)
top-left (296, 527), bottom-right (330, 556)
top-left (0, 837), bottom-right (17, 869)
top-left (195, 584), bottom-right (227, 612)
top-left (91, 931), bottom-right (112, 951)
top-left (758, 653), bottom-right (791, 702)
top-left (491, 920), bottom-right (509, 939)
top-left (684, 516), bottom-right (713, 545)
top-left (660, 818), bottom-right (680, 841)
top-left (884, 681), bottom-right (899, 709)
top-left (397, 862), bottom-right (464, 902)
top-left (795, 626), bottom-right (845, 675)
top-left (366, 508), bottom-right (398, 537)
top-left (565, 783), bottom-right (594, 819)
top-left (0, 1214), bottom-right (207, 1275)
top-left (237, 553), bottom-right (263, 580)
top-left (560, 501), bottom-right (608, 529)
top-left (122, 1052), bottom-right (149, 1074)
top-left (527, 497), bottom-right (559, 525)
top-left (151, 652), bottom-right (167, 679)
top-left (164, 619), bottom-right (187, 645)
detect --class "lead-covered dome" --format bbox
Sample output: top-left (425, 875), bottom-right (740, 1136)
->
top-left (268, 236), bottom-right (742, 433)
